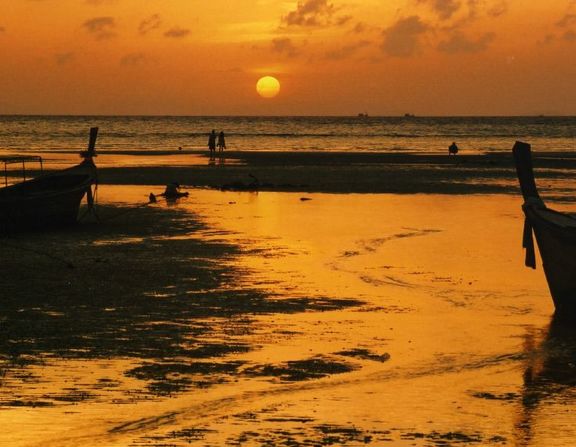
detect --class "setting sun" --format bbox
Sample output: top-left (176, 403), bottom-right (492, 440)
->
top-left (256, 76), bottom-right (280, 99)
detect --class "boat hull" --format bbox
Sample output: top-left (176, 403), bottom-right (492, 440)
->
top-left (512, 140), bottom-right (576, 317)
top-left (525, 205), bottom-right (576, 314)
top-left (0, 161), bottom-right (96, 232)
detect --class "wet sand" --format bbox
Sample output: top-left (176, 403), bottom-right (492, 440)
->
top-left (8, 150), bottom-right (576, 197)
top-left (2, 153), bottom-right (576, 446)
top-left (95, 151), bottom-right (576, 198)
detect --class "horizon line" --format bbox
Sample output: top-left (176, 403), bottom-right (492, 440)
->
top-left (0, 113), bottom-right (574, 119)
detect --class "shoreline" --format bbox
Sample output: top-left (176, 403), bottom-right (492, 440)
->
top-left (6, 150), bottom-right (576, 196)
top-left (94, 151), bottom-right (576, 197)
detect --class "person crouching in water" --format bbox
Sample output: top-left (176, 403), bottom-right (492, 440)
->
top-left (164, 182), bottom-right (188, 199)
top-left (149, 182), bottom-right (188, 203)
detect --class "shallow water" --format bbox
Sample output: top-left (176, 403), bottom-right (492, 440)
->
top-left (2, 189), bottom-right (576, 446)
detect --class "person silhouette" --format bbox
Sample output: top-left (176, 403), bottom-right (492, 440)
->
top-left (208, 130), bottom-right (217, 157)
top-left (448, 142), bottom-right (459, 155)
top-left (217, 131), bottom-right (226, 153)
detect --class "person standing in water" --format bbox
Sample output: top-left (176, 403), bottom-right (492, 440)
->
top-left (217, 131), bottom-right (226, 153)
top-left (208, 130), bottom-right (217, 157)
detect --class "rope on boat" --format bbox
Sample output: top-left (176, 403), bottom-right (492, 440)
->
top-left (79, 181), bottom-right (190, 223)
top-left (2, 240), bottom-right (76, 269)
top-left (97, 197), bottom-right (165, 222)
top-left (522, 218), bottom-right (536, 269)
top-left (78, 183), bottom-right (100, 222)
top-left (89, 192), bottom-right (187, 222)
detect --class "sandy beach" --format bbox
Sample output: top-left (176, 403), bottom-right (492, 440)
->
top-left (2, 152), bottom-right (576, 446)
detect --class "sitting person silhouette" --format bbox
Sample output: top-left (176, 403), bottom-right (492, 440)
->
top-left (448, 142), bottom-right (459, 155)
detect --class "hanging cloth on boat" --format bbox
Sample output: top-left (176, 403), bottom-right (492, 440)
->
top-left (522, 218), bottom-right (536, 269)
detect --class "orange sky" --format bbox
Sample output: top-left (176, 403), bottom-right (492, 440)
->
top-left (1, 0), bottom-right (576, 115)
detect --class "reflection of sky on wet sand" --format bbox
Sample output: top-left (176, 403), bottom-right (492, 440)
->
top-left (3, 188), bottom-right (576, 446)
top-left (179, 191), bottom-right (576, 446)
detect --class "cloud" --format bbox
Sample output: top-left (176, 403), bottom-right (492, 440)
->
top-left (416, 0), bottom-right (507, 24)
top-left (83, 17), bottom-right (116, 40)
top-left (557, 13), bottom-right (576, 27)
top-left (282, 0), bottom-right (336, 27)
top-left (563, 30), bottom-right (576, 42)
top-left (555, 11), bottom-right (576, 43)
top-left (487, 1), bottom-right (508, 17)
top-left (437, 31), bottom-right (495, 53)
top-left (121, 52), bottom-right (147, 66)
top-left (349, 21), bottom-right (379, 36)
top-left (164, 27), bottom-right (190, 38)
top-left (465, 0), bottom-right (507, 21)
top-left (465, 0), bottom-right (481, 21)
top-left (271, 38), bottom-right (299, 57)
top-left (419, 0), bottom-right (462, 20)
top-left (542, 33), bottom-right (556, 44)
top-left (325, 40), bottom-right (370, 60)
top-left (55, 52), bottom-right (76, 65)
top-left (139, 14), bottom-right (162, 35)
top-left (336, 15), bottom-right (352, 26)
top-left (382, 16), bottom-right (429, 57)
top-left (352, 22), bottom-right (367, 34)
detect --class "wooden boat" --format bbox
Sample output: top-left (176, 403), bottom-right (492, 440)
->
top-left (513, 141), bottom-right (576, 315)
top-left (0, 127), bottom-right (98, 232)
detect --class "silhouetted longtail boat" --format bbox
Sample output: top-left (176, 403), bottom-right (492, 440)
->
top-left (0, 127), bottom-right (98, 232)
top-left (513, 140), bottom-right (576, 315)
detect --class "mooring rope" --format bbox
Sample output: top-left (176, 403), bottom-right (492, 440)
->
top-left (2, 240), bottom-right (76, 269)
top-left (95, 194), bottom-right (172, 222)
top-left (76, 178), bottom-right (185, 222)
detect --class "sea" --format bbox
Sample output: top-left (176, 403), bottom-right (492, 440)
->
top-left (0, 115), bottom-right (575, 154)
